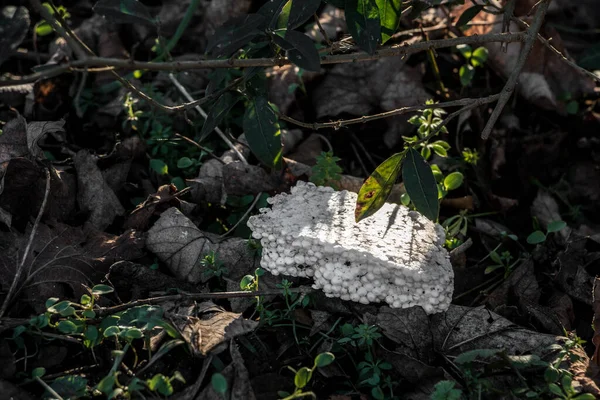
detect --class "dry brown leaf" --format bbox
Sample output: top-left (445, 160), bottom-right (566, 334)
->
top-left (74, 150), bottom-right (125, 230)
top-left (376, 306), bottom-right (433, 361)
top-left (431, 305), bottom-right (562, 357)
top-left (177, 301), bottom-right (258, 357)
top-left (146, 207), bottom-right (256, 283)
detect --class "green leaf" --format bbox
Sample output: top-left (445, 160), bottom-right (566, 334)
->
top-left (403, 148), bottom-right (439, 222)
top-left (455, 5), bottom-right (483, 28)
top-left (177, 157), bottom-right (194, 169)
top-left (47, 300), bottom-right (71, 314)
top-left (92, 284), bottom-right (115, 295)
top-left (547, 220), bottom-right (567, 233)
top-left (484, 264), bottom-right (503, 275)
top-left (355, 152), bottom-right (404, 222)
top-left (51, 375), bottom-right (88, 399)
top-left (459, 64), bottom-right (475, 86)
top-left (93, 0), bottom-right (156, 26)
top-left (257, 0), bottom-right (288, 29)
top-left (45, 297), bottom-right (60, 309)
top-left (489, 250), bottom-right (502, 264)
top-left (376, 0), bottom-right (402, 44)
top-left (83, 309), bottom-right (96, 319)
top-left (431, 380), bottom-right (462, 400)
top-left (443, 172), bottom-right (464, 191)
top-left (470, 46), bottom-right (489, 67)
top-left (548, 383), bottom-right (564, 397)
top-left (35, 22), bottom-right (53, 37)
top-left (430, 143), bottom-right (447, 157)
top-left (32, 367), bottom-right (46, 378)
top-left (526, 230), bottom-right (546, 244)
top-left (284, 30), bottom-right (321, 71)
top-left (371, 386), bottom-right (385, 400)
top-left (243, 96), bottom-right (283, 168)
top-left (345, 0), bottom-right (381, 54)
top-left (288, 0), bottom-right (322, 29)
top-left (294, 367), bottom-right (312, 389)
top-left (456, 44), bottom-right (472, 59)
top-left (455, 349), bottom-right (499, 364)
top-left (85, 326), bottom-right (99, 341)
top-left (148, 374), bottom-right (173, 396)
top-left (121, 327), bottom-right (143, 340)
top-left (57, 320), bottom-right (78, 334)
top-left (80, 294), bottom-right (91, 305)
top-left (198, 92), bottom-right (241, 142)
top-left (400, 192), bottom-right (410, 206)
top-left (211, 373), bottom-right (228, 394)
top-left (59, 306), bottom-right (76, 317)
top-left (97, 375), bottom-right (116, 395)
top-left (314, 352), bottom-right (335, 367)
top-left (103, 326), bottom-right (120, 337)
top-left (206, 14), bottom-right (265, 57)
top-left (149, 159), bottom-right (169, 175)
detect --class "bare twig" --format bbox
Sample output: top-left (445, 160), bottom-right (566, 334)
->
top-left (279, 94), bottom-right (500, 130)
top-left (219, 193), bottom-right (263, 239)
top-left (480, 0), bottom-right (550, 139)
top-left (28, 0), bottom-right (239, 114)
top-left (0, 168), bottom-right (51, 317)
top-left (513, 17), bottom-right (600, 84)
top-left (174, 134), bottom-right (226, 165)
top-left (95, 288), bottom-right (312, 317)
top-left (168, 73), bottom-right (248, 164)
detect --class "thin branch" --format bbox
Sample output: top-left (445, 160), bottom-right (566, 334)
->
top-left (513, 17), bottom-right (600, 84)
top-left (174, 134), bottom-right (226, 164)
top-left (168, 73), bottom-right (248, 164)
top-left (0, 32), bottom-right (525, 88)
top-left (219, 193), bottom-right (263, 239)
top-left (480, 0), bottom-right (550, 139)
top-left (28, 0), bottom-right (239, 114)
top-left (0, 168), bottom-right (51, 318)
top-left (95, 288), bottom-right (312, 317)
top-left (279, 94), bottom-right (500, 130)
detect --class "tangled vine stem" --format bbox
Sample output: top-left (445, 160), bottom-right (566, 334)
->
top-left (94, 288), bottom-right (312, 317)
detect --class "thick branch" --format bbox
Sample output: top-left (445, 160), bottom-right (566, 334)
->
top-left (480, 0), bottom-right (550, 139)
top-left (0, 32), bottom-right (525, 88)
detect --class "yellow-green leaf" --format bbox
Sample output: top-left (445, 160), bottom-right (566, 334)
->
top-left (355, 152), bottom-right (404, 222)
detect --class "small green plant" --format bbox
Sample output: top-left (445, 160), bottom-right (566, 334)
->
top-left (526, 220), bottom-right (567, 245)
top-left (461, 148), bottom-right (479, 165)
top-left (310, 151), bottom-right (342, 188)
top-left (278, 352), bottom-right (335, 400)
top-left (405, 100), bottom-right (449, 160)
top-left (11, 284), bottom-right (184, 399)
top-left (336, 324), bottom-right (396, 399)
top-left (430, 337), bottom-right (595, 400)
top-left (484, 250), bottom-right (519, 278)
top-left (201, 251), bottom-right (228, 282)
top-left (456, 44), bottom-right (489, 86)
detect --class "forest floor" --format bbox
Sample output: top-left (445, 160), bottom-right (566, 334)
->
top-left (1, 1), bottom-right (600, 399)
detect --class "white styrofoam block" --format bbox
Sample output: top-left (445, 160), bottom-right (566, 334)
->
top-left (247, 182), bottom-right (454, 314)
